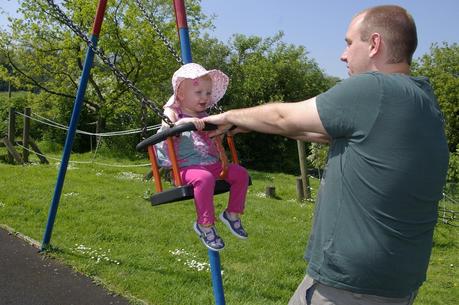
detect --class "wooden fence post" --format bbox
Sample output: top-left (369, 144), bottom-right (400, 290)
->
top-left (29, 139), bottom-right (49, 164)
top-left (2, 136), bottom-right (23, 163)
top-left (23, 107), bottom-right (31, 163)
top-left (7, 107), bottom-right (16, 163)
top-left (296, 177), bottom-right (304, 201)
top-left (265, 186), bottom-right (276, 198)
top-left (296, 140), bottom-right (311, 200)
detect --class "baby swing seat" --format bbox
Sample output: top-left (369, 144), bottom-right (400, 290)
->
top-left (136, 122), bottom-right (249, 206)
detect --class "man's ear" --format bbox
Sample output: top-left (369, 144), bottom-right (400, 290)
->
top-left (369, 32), bottom-right (382, 58)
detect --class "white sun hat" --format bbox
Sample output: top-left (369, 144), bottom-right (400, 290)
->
top-left (164, 63), bottom-right (229, 108)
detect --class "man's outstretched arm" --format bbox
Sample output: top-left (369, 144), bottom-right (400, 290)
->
top-left (204, 97), bottom-right (329, 143)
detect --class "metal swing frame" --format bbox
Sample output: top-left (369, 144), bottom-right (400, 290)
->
top-left (41, 1), bottom-right (235, 304)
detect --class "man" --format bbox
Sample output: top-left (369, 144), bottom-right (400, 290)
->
top-left (204, 5), bottom-right (449, 305)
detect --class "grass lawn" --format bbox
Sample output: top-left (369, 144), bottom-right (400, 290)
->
top-left (0, 150), bottom-right (458, 305)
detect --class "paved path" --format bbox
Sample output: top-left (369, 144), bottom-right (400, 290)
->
top-left (0, 227), bottom-right (133, 305)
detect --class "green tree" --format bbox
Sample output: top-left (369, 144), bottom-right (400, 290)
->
top-left (206, 33), bottom-right (331, 173)
top-left (0, 0), bottom-right (210, 153)
top-left (412, 42), bottom-right (459, 151)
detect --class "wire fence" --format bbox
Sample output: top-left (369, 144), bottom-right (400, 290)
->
top-left (5, 109), bottom-right (159, 169)
top-left (14, 143), bottom-right (151, 168)
top-left (15, 110), bottom-right (161, 137)
top-left (438, 183), bottom-right (458, 227)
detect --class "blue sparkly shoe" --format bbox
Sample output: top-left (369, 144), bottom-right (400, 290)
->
top-left (219, 211), bottom-right (248, 240)
top-left (193, 222), bottom-right (225, 251)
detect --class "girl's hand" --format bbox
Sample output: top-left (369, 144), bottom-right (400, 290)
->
top-left (176, 117), bottom-right (205, 130)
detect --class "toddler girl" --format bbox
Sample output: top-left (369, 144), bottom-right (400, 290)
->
top-left (156, 63), bottom-right (249, 251)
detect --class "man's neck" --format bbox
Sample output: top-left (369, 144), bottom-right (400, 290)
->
top-left (376, 62), bottom-right (411, 75)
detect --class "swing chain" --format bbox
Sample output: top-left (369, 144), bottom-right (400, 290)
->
top-left (140, 100), bottom-right (148, 139)
top-left (44, 0), bottom-right (175, 127)
top-left (134, 0), bottom-right (184, 64)
top-left (135, 1), bottom-right (228, 116)
top-left (134, 0), bottom-right (228, 116)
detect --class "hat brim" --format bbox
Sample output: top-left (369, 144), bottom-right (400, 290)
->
top-left (165, 68), bottom-right (229, 108)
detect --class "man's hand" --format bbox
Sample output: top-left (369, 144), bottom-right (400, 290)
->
top-left (204, 112), bottom-right (234, 137)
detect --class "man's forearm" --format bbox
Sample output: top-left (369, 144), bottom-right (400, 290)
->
top-left (224, 103), bottom-right (289, 135)
top-left (205, 97), bottom-right (327, 138)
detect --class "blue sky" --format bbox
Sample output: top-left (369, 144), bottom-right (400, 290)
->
top-left (200, 0), bottom-right (458, 79)
top-left (2, 1), bottom-right (458, 79)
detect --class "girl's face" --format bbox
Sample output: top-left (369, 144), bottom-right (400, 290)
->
top-left (177, 76), bottom-right (212, 116)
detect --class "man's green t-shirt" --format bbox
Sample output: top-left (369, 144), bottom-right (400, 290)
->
top-left (307, 72), bottom-right (449, 297)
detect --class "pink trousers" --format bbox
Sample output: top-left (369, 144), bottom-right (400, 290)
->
top-left (180, 162), bottom-right (249, 225)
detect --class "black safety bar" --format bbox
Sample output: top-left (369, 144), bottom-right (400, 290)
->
top-left (136, 122), bottom-right (218, 151)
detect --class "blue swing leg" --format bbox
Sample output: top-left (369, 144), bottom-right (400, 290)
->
top-left (208, 250), bottom-right (225, 305)
top-left (41, 0), bottom-right (108, 250)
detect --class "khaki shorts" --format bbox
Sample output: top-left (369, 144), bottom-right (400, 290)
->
top-left (288, 275), bottom-right (417, 305)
